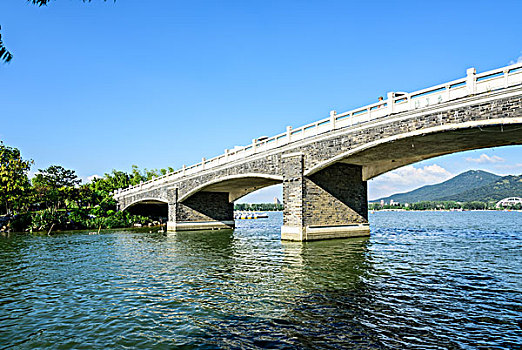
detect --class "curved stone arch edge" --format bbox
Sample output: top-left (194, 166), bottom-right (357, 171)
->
top-left (304, 117), bottom-right (522, 180)
top-left (178, 173), bottom-right (284, 203)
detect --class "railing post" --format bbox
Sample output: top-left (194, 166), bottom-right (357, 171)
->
top-left (252, 139), bottom-right (257, 152)
top-left (504, 68), bottom-right (509, 88)
top-left (466, 67), bottom-right (476, 95)
top-left (201, 158), bottom-right (206, 170)
top-left (329, 110), bottom-right (337, 130)
top-left (286, 126), bottom-right (292, 143)
top-left (225, 149), bottom-right (229, 162)
top-left (182, 164), bottom-right (186, 175)
top-left (387, 92), bottom-right (394, 114)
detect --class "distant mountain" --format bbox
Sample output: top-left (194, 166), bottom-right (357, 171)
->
top-left (439, 175), bottom-right (522, 202)
top-left (372, 170), bottom-right (509, 203)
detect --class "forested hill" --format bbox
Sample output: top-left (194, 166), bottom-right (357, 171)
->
top-left (372, 170), bottom-right (522, 203)
top-left (438, 175), bottom-right (522, 202)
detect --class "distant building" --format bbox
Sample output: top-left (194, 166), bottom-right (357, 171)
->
top-left (274, 197), bottom-right (281, 205)
top-left (495, 197), bottom-right (522, 208)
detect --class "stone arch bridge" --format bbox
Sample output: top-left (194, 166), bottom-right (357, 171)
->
top-left (115, 64), bottom-right (522, 241)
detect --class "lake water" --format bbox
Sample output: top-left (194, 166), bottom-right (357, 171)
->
top-left (0, 211), bottom-right (520, 349)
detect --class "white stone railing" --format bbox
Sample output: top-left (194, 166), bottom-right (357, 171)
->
top-left (114, 62), bottom-right (522, 198)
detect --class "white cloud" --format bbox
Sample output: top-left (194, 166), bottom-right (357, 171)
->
top-left (510, 52), bottom-right (522, 65)
top-left (86, 174), bottom-right (101, 183)
top-left (465, 154), bottom-right (504, 164)
top-left (369, 164), bottom-right (453, 200)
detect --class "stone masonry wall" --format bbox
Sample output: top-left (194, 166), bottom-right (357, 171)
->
top-left (303, 163), bottom-right (367, 226)
top-left (282, 154), bottom-right (304, 228)
top-left (177, 192), bottom-right (234, 222)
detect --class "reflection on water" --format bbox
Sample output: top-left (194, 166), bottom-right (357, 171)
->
top-left (0, 211), bottom-right (520, 349)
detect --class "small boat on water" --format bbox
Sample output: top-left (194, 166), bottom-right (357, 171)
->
top-left (234, 212), bottom-right (269, 220)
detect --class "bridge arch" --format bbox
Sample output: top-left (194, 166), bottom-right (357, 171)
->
top-left (179, 173), bottom-right (283, 202)
top-left (305, 118), bottom-right (522, 180)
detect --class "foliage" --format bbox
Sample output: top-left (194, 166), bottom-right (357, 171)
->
top-left (67, 208), bottom-right (150, 230)
top-left (0, 142), bottom-right (33, 214)
top-left (29, 208), bottom-right (68, 232)
top-left (0, 141), bottom-right (169, 233)
top-left (440, 175), bottom-right (522, 202)
top-left (32, 165), bottom-right (81, 210)
top-left (9, 208), bottom-right (152, 233)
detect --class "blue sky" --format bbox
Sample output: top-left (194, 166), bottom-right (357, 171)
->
top-left (1, 0), bottom-right (521, 202)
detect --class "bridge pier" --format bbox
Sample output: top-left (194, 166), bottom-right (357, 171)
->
top-left (281, 153), bottom-right (370, 241)
top-left (167, 188), bottom-right (235, 231)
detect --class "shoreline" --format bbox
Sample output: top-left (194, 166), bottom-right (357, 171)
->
top-left (370, 209), bottom-right (522, 213)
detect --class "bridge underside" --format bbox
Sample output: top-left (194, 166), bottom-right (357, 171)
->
top-left (125, 201), bottom-right (168, 218)
top-left (194, 177), bottom-right (281, 202)
top-left (168, 176), bottom-right (282, 231)
top-left (339, 124), bottom-right (522, 181)
top-left (171, 191), bottom-right (235, 231)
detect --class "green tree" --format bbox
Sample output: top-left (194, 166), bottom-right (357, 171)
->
top-left (32, 165), bottom-right (81, 210)
top-left (129, 165), bottom-right (145, 185)
top-left (0, 142), bottom-right (33, 214)
top-left (86, 169), bottom-right (132, 213)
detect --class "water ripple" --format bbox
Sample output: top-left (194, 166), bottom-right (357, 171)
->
top-left (0, 211), bottom-right (520, 349)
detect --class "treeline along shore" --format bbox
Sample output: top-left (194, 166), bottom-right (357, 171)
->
top-left (369, 201), bottom-right (521, 211)
top-left (0, 141), bottom-right (179, 233)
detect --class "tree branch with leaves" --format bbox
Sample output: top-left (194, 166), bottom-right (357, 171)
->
top-left (0, 142), bottom-right (33, 214)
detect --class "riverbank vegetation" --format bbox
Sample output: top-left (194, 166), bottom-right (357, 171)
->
top-left (0, 142), bottom-right (171, 233)
top-left (369, 201), bottom-right (521, 211)
top-left (234, 203), bottom-right (283, 211)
